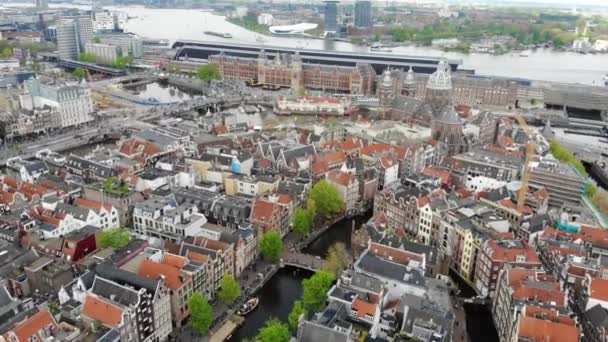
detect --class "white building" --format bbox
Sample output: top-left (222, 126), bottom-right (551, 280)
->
top-left (56, 19), bottom-right (79, 60)
top-left (466, 175), bottom-right (507, 192)
top-left (275, 96), bottom-right (350, 116)
top-left (133, 195), bottom-right (208, 242)
top-left (85, 43), bottom-right (121, 64)
top-left (92, 10), bottom-right (126, 32)
top-left (257, 13), bottom-right (274, 26)
top-left (24, 78), bottom-right (94, 129)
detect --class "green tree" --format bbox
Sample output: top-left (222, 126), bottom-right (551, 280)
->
top-left (98, 227), bottom-right (131, 249)
top-left (255, 319), bottom-right (290, 342)
top-left (308, 180), bottom-right (344, 218)
top-left (166, 63), bottom-right (181, 73)
top-left (549, 140), bottom-right (588, 176)
top-left (288, 300), bottom-right (307, 331)
top-left (260, 231), bottom-right (283, 262)
top-left (197, 64), bottom-right (221, 80)
top-left (1, 47), bottom-right (12, 58)
top-left (292, 208), bottom-right (312, 237)
top-left (79, 53), bottom-right (96, 63)
top-left (302, 271), bottom-right (335, 311)
top-left (112, 56), bottom-right (133, 69)
top-left (218, 274), bottom-right (241, 304)
top-left (322, 242), bottom-right (349, 278)
top-left (72, 67), bottom-right (87, 79)
top-left (92, 36), bottom-right (101, 43)
top-left (189, 292), bottom-right (213, 336)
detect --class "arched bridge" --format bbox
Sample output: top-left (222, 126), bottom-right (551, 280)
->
top-left (281, 251), bottom-right (324, 272)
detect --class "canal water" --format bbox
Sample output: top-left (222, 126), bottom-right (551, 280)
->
top-left (228, 266), bottom-right (313, 341)
top-left (304, 212), bottom-right (373, 257)
top-left (126, 82), bottom-right (199, 103)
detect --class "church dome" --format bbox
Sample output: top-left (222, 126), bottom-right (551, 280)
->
top-left (380, 69), bottom-right (393, 88)
top-left (405, 66), bottom-right (415, 84)
top-left (427, 60), bottom-right (452, 90)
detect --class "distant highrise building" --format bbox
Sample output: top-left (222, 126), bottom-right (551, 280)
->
top-left (75, 15), bottom-right (94, 53)
top-left (56, 19), bottom-right (79, 60)
top-left (354, 0), bottom-right (371, 28)
top-left (323, 0), bottom-right (339, 33)
top-left (35, 0), bottom-right (48, 10)
top-left (56, 16), bottom-right (94, 60)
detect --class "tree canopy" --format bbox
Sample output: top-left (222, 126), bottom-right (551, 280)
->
top-left (98, 227), bottom-right (130, 249)
top-left (308, 180), bottom-right (344, 218)
top-left (288, 300), bottom-right (307, 331)
top-left (72, 67), bottom-right (87, 79)
top-left (79, 53), bottom-right (96, 63)
top-left (189, 292), bottom-right (213, 335)
top-left (255, 320), bottom-right (291, 342)
top-left (549, 140), bottom-right (587, 176)
top-left (218, 274), bottom-right (241, 304)
top-left (302, 271), bottom-right (335, 311)
top-left (197, 64), bottom-right (221, 80)
top-left (292, 208), bottom-right (312, 237)
top-left (260, 231), bottom-right (283, 262)
top-left (112, 56), bottom-right (133, 69)
top-left (322, 242), bottom-right (349, 278)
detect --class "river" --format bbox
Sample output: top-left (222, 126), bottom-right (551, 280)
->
top-left (5, 2), bottom-right (606, 84)
top-left (86, 6), bottom-right (608, 85)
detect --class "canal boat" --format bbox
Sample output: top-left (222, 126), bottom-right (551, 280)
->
top-left (370, 43), bottom-right (392, 52)
top-left (237, 297), bottom-right (259, 316)
top-left (204, 31), bottom-right (233, 39)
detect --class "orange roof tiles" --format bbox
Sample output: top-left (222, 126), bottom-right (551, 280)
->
top-left (518, 307), bottom-right (579, 342)
top-left (422, 166), bottom-right (451, 185)
top-left (497, 199), bottom-right (534, 215)
top-left (6, 309), bottom-right (58, 342)
top-left (138, 258), bottom-right (190, 290)
top-left (76, 197), bottom-right (113, 212)
top-left (352, 297), bottom-right (377, 319)
top-left (251, 198), bottom-right (282, 223)
top-left (82, 294), bottom-right (124, 328)
top-left (162, 253), bottom-right (188, 269)
top-left (312, 160), bottom-right (329, 176)
top-left (322, 151), bottom-right (346, 166)
top-left (485, 240), bottom-right (540, 264)
top-left (327, 170), bottom-right (353, 187)
top-left (379, 156), bottom-right (397, 169)
top-left (186, 250), bottom-right (209, 263)
top-left (368, 242), bottom-right (424, 266)
top-left (590, 278), bottom-right (608, 301)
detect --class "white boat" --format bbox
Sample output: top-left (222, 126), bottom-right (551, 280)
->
top-left (519, 51), bottom-right (530, 57)
top-left (370, 43), bottom-right (392, 53)
top-left (237, 297), bottom-right (259, 316)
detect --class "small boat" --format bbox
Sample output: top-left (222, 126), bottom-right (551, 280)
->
top-left (519, 51), bottom-right (530, 57)
top-left (370, 43), bottom-right (392, 52)
top-left (237, 297), bottom-right (259, 316)
top-left (204, 31), bottom-right (232, 39)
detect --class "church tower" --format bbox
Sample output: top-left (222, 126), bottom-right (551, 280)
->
top-left (377, 69), bottom-right (395, 119)
top-left (403, 66), bottom-right (417, 97)
top-left (425, 60), bottom-right (453, 118)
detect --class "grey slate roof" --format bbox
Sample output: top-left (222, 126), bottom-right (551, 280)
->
top-left (91, 276), bottom-right (140, 307)
top-left (95, 263), bottom-right (159, 293)
top-left (356, 253), bottom-right (426, 287)
top-left (587, 304), bottom-right (608, 328)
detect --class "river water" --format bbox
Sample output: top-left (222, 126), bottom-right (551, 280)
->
top-left (116, 7), bottom-right (607, 85)
top-left (4, 3), bottom-right (608, 84)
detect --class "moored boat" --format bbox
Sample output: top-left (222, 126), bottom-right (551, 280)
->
top-left (237, 297), bottom-right (259, 316)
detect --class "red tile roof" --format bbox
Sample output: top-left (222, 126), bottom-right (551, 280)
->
top-left (327, 170), bottom-right (354, 187)
top-left (422, 166), bottom-right (451, 185)
top-left (352, 297), bottom-right (377, 320)
top-left (82, 294), bottom-right (124, 328)
top-left (76, 197), bottom-right (113, 212)
top-left (485, 240), bottom-right (540, 264)
top-left (368, 242), bottom-right (424, 266)
top-left (590, 277), bottom-right (608, 302)
top-left (138, 258), bottom-right (190, 290)
top-left (251, 198), bottom-right (283, 223)
top-left (518, 306), bottom-right (579, 342)
top-left (322, 151), bottom-right (346, 166)
top-left (312, 160), bottom-right (329, 176)
top-left (162, 253), bottom-right (188, 269)
top-left (5, 309), bottom-right (58, 342)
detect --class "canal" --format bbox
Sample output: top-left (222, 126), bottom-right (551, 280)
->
top-left (228, 266), bottom-right (313, 341)
top-left (304, 212), bottom-right (373, 257)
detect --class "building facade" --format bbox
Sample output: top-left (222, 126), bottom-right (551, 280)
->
top-left (354, 1), bottom-right (372, 28)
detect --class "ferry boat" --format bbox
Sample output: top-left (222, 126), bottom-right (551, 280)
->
top-left (204, 31), bottom-right (233, 39)
top-left (237, 297), bottom-right (259, 316)
top-left (370, 43), bottom-right (392, 53)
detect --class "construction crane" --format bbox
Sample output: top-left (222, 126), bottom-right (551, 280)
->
top-left (515, 113), bottom-right (537, 210)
